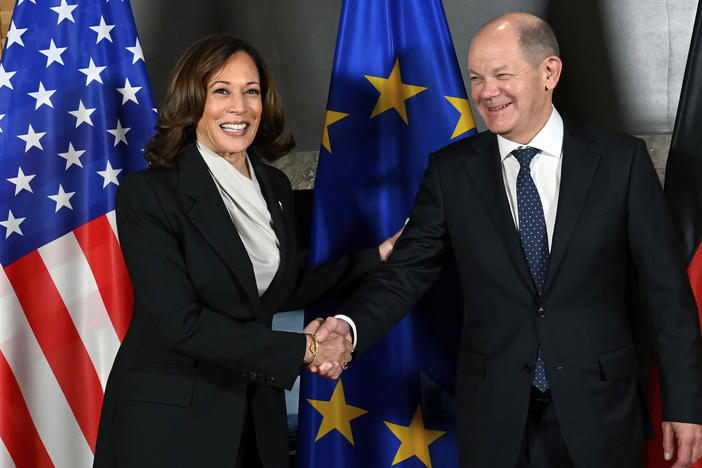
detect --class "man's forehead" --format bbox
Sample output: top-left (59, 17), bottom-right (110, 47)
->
top-left (468, 39), bottom-right (523, 70)
top-left (467, 63), bottom-right (511, 75)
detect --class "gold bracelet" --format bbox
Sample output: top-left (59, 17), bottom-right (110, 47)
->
top-left (303, 333), bottom-right (318, 365)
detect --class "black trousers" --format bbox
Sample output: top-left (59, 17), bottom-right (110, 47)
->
top-left (515, 387), bottom-right (576, 468)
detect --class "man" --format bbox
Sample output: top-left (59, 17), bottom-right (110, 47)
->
top-left (315, 12), bottom-right (702, 468)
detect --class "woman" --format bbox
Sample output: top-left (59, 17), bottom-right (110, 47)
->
top-left (93, 35), bottom-right (398, 468)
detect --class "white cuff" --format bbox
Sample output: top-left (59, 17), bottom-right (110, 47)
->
top-left (334, 314), bottom-right (357, 350)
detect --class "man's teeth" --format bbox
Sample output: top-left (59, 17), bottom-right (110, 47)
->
top-left (221, 123), bottom-right (247, 131)
top-left (490, 103), bottom-right (509, 111)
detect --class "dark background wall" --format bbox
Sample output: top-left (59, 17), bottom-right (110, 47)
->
top-left (131, 0), bottom-right (697, 152)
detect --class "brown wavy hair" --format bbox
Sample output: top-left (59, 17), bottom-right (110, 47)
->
top-left (145, 35), bottom-right (294, 167)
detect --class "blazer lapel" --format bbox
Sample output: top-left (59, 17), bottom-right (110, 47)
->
top-left (544, 124), bottom-right (600, 294)
top-left (463, 134), bottom-right (535, 293)
top-left (250, 158), bottom-right (289, 306)
top-left (176, 146), bottom-right (260, 308)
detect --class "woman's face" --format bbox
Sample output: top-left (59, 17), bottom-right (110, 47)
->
top-left (196, 52), bottom-right (262, 162)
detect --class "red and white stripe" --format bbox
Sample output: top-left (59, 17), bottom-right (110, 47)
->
top-left (0, 212), bottom-right (132, 468)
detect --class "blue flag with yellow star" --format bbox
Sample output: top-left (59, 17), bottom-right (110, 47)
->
top-left (297, 0), bottom-right (476, 467)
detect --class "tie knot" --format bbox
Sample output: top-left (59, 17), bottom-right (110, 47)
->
top-left (512, 146), bottom-right (539, 167)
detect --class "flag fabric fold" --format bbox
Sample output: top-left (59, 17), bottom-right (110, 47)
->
top-left (664, 2), bottom-right (702, 305)
top-left (648, 3), bottom-right (702, 467)
top-left (297, 1), bottom-right (475, 466)
top-left (0, 1), bottom-right (155, 466)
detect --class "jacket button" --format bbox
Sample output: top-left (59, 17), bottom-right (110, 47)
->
top-left (537, 306), bottom-right (545, 318)
top-left (266, 376), bottom-right (275, 384)
top-left (523, 364), bottom-right (533, 373)
top-left (555, 365), bottom-right (565, 371)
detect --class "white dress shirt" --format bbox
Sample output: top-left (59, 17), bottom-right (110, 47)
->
top-left (197, 141), bottom-right (280, 296)
top-left (497, 106), bottom-right (564, 250)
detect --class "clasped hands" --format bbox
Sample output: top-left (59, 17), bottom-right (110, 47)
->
top-left (300, 221), bottom-right (406, 379)
top-left (302, 317), bottom-right (352, 380)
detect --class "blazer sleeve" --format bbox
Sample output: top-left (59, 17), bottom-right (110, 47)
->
top-left (116, 172), bottom-right (305, 390)
top-left (282, 247), bottom-right (380, 311)
top-left (337, 154), bottom-right (451, 354)
top-left (626, 138), bottom-right (702, 423)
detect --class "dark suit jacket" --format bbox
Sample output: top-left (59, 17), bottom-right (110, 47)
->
top-left (340, 121), bottom-right (702, 467)
top-left (93, 145), bottom-right (378, 468)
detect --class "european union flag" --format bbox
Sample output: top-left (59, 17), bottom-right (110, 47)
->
top-left (297, 0), bottom-right (476, 466)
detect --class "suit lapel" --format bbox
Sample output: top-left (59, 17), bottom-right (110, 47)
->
top-left (463, 134), bottom-right (535, 292)
top-left (544, 123), bottom-right (600, 294)
top-left (176, 146), bottom-right (260, 308)
top-left (250, 158), bottom-right (289, 307)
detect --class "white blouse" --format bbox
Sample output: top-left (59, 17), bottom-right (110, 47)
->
top-left (197, 141), bottom-right (280, 296)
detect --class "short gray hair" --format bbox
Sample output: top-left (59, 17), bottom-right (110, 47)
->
top-left (518, 20), bottom-right (560, 66)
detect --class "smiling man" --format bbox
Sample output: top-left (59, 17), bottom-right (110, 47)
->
top-left (316, 12), bottom-right (702, 468)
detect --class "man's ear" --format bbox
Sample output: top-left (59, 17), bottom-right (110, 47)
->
top-left (543, 56), bottom-right (562, 91)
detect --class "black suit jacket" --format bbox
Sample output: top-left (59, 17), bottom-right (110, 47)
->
top-left (340, 122), bottom-right (702, 467)
top-left (93, 145), bottom-right (378, 468)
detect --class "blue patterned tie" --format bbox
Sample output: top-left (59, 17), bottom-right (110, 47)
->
top-left (513, 146), bottom-right (550, 392)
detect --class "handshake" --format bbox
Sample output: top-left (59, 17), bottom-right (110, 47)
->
top-left (298, 218), bottom-right (407, 379)
top-left (301, 317), bottom-right (353, 380)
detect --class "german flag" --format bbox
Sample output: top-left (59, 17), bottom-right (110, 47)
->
top-left (646, 3), bottom-right (702, 467)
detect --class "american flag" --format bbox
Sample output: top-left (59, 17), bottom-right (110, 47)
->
top-left (0, 1), bottom-right (156, 466)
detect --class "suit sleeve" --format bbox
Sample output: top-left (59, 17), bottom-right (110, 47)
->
top-left (116, 173), bottom-right (304, 390)
top-left (282, 247), bottom-right (380, 311)
top-left (626, 139), bottom-right (702, 423)
top-left (337, 154), bottom-right (451, 354)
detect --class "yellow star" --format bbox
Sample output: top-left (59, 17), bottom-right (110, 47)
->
top-left (384, 405), bottom-right (446, 468)
top-left (445, 96), bottom-right (476, 139)
top-left (321, 109), bottom-right (349, 153)
top-left (306, 379), bottom-right (368, 445)
top-left (365, 58), bottom-right (427, 124)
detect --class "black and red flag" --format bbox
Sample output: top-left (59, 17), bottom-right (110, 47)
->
top-left (665, 4), bottom-right (702, 299)
top-left (646, 2), bottom-right (702, 467)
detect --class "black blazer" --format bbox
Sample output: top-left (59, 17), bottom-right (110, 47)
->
top-left (93, 145), bottom-right (378, 468)
top-left (340, 122), bottom-right (702, 467)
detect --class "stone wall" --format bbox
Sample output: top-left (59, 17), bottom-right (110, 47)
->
top-left (642, 134), bottom-right (673, 185)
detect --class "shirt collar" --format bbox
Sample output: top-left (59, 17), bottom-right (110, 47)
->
top-left (497, 106), bottom-right (564, 161)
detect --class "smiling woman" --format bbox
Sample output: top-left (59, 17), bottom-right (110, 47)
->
top-left (91, 34), bottom-right (394, 468)
top-left (196, 52), bottom-right (262, 176)
top-left (143, 35), bottom-right (293, 168)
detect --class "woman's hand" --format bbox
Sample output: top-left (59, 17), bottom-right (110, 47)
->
top-left (302, 318), bottom-right (322, 368)
top-left (378, 218), bottom-right (408, 262)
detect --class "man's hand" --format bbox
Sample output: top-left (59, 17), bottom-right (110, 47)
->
top-left (306, 317), bottom-right (353, 379)
top-left (314, 330), bottom-right (353, 379)
top-left (302, 317), bottom-right (352, 380)
top-left (378, 218), bottom-right (408, 262)
top-left (662, 421), bottom-right (702, 467)
top-left (314, 316), bottom-right (351, 344)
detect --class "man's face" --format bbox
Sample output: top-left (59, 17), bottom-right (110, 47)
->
top-left (468, 28), bottom-right (553, 144)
